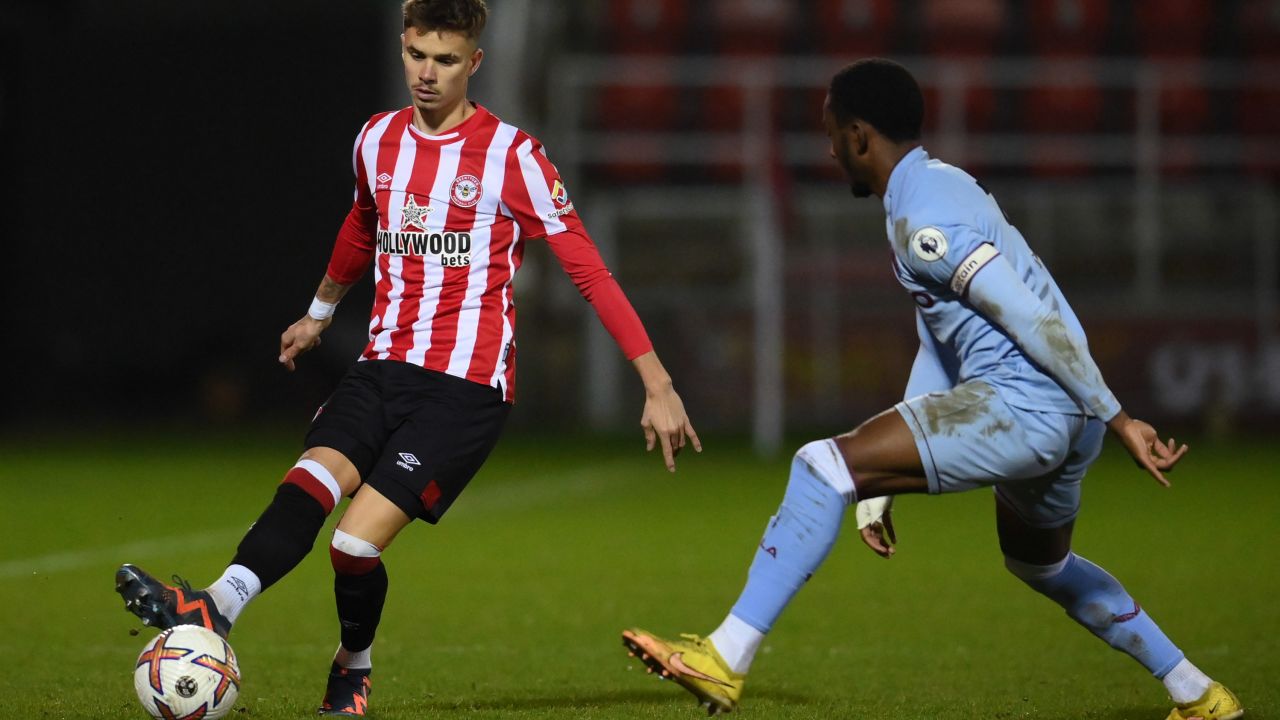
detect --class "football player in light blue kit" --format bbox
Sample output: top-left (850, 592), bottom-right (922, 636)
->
top-left (622, 59), bottom-right (1244, 719)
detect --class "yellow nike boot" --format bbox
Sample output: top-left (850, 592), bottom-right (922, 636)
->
top-left (622, 628), bottom-right (745, 715)
top-left (1166, 682), bottom-right (1244, 720)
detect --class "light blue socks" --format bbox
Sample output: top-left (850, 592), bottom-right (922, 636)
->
top-left (729, 454), bottom-right (847, 634)
top-left (1006, 552), bottom-right (1184, 677)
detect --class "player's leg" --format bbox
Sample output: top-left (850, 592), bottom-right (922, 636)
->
top-left (116, 363), bottom-right (384, 638)
top-left (996, 418), bottom-right (1242, 719)
top-left (318, 366), bottom-right (510, 716)
top-left (623, 405), bottom-right (928, 713)
top-left (709, 407), bottom-right (927, 662)
top-left (115, 447), bottom-right (363, 638)
top-left (319, 485), bottom-right (412, 716)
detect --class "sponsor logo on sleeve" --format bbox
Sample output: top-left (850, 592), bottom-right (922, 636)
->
top-left (949, 243), bottom-right (1000, 295)
top-left (909, 226), bottom-right (948, 262)
top-left (545, 178), bottom-right (574, 218)
top-left (450, 174), bottom-right (482, 208)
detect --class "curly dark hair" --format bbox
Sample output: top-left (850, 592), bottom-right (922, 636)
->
top-left (402, 0), bottom-right (488, 40)
top-left (828, 58), bottom-right (924, 143)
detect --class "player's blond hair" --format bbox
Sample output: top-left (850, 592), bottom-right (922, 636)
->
top-left (402, 0), bottom-right (488, 40)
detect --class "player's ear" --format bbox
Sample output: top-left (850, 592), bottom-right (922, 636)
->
top-left (468, 47), bottom-right (484, 76)
top-left (851, 121), bottom-right (870, 156)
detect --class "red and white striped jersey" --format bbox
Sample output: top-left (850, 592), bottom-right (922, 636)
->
top-left (327, 104), bottom-right (648, 402)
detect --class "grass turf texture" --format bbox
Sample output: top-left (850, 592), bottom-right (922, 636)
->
top-left (2, 430), bottom-right (1275, 719)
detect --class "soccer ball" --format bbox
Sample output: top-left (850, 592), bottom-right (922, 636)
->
top-left (133, 625), bottom-right (241, 720)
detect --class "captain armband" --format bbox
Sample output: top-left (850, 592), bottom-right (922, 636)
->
top-left (949, 243), bottom-right (1000, 296)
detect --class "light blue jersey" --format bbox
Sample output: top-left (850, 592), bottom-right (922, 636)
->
top-left (883, 147), bottom-right (1120, 420)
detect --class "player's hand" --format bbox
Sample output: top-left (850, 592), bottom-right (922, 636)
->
top-left (857, 497), bottom-right (896, 558)
top-left (278, 315), bottom-right (330, 372)
top-left (640, 383), bottom-right (702, 472)
top-left (1106, 411), bottom-right (1188, 487)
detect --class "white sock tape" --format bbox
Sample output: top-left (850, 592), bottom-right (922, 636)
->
top-left (332, 528), bottom-right (381, 558)
top-left (795, 439), bottom-right (857, 504)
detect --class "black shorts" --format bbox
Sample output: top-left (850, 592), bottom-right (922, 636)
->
top-left (304, 360), bottom-right (510, 523)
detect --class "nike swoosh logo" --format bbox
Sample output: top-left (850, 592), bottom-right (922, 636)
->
top-left (668, 652), bottom-right (733, 688)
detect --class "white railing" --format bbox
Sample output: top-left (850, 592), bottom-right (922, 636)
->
top-left (547, 56), bottom-right (1280, 452)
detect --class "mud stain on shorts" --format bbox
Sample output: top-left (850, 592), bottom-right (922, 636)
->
top-left (922, 381), bottom-right (996, 436)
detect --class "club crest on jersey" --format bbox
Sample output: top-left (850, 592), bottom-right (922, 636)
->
top-left (545, 178), bottom-right (575, 219)
top-left (910, 226), bottom-right (948, 262)
top-left (450, 174), bottom-right (483, 208)
top-left (400, 195), bottom-right (433, 231)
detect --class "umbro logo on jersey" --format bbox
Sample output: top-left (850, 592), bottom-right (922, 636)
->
top-left (396, 453), bottom-right (421, 472)
top-left (376, 172), bottom-right (393, 189)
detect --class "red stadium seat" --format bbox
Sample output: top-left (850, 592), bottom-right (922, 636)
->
top-left (1237, 62), bottom-right (1280, 136)
top-left (697, 0), bottom-right (795, 145)
top-left (1237, 0), bottom-right (1280, 59)
top-left (1234, 4), bottom-right (1280, 176)
top-left (1133, 0), bottom-right (1212, 58)
top-left (813, 0), bottom-right (899, 57)
top-left (920, 0), bottom-right (1008, 57)
top-left (1022, 80), bottom-right (1103, 133)
top-left (1021, 57), bottom-right (1105, 176)
top-left (1236, 64), bottom-right (1280, 177)
top-left (605, 0), bottom-right (691, 55)
top-left (917, 0), bottom-right (1006, 163)
top-left (709, 0), bottom-right (798, 57)
top-left (592, 60), bottom-right (683, 182)
top-left (1157, 72), bottom-right (1210, 135)
top-left (594, 2), bottom-right (692, 182)
top-left (1027, 0), bottom-right (1112, 55)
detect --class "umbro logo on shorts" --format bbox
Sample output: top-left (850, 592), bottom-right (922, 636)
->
top-left (396, 453), bottom-right (421, 472)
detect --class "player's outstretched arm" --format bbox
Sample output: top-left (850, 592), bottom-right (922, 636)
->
top-left (962, 253), bottom-right (1188, 485)
top-left (1105, 411), bottom-right (1188, 487)
top-left (278, 275), bottom-right (352, 372)
top-left (633, 351), bottom-right (702, 472)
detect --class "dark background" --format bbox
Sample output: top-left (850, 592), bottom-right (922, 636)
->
top-left (3, 1), bottom-right (1277, 440)
top-left (3, 2), bottom-right (389, 428)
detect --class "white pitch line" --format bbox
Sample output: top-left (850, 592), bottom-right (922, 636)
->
top-left (0, 458), bottom-right (645, 582)
top-left (0, 528), bottom-right (246, 581)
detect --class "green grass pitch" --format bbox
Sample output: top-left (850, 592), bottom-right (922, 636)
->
top-left (2, 430), bottom-right (1276, 719)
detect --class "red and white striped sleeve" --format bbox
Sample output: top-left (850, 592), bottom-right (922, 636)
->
top-left (325, 117), bottom-right (382, 285)
top-left (504, 135), bottom-right (653, 359)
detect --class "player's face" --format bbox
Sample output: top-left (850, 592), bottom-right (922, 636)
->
top-left (402, 27), bottom-right (483, 117)
top-left (822, 95), bottom-right (873, 198)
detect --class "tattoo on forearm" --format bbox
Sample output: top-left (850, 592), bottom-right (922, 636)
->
top-left (317, 276), bottom-right (350, 303)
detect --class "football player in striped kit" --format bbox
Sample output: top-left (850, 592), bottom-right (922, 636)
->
top-left (115, 1), bottom-right (700, 715)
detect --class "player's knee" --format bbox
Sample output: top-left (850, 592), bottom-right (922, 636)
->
top-left (793, 439), bottom-right (857, 504)
top-left (282, 459), bottom-right (344, 516)
top-left (330, 528), bottom-right (382, 576)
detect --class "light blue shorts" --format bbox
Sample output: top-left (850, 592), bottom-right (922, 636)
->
top-left (894, 380), bottom-right (1105, 528)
